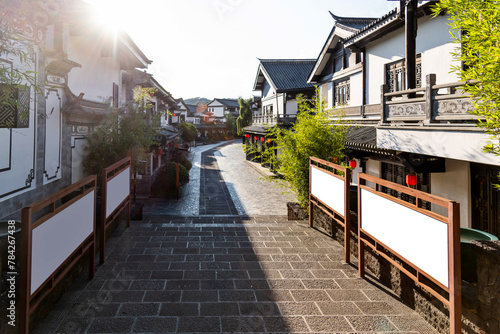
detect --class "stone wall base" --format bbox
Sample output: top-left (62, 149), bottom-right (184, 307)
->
top-left (312, 207), bottom-right (496, 334)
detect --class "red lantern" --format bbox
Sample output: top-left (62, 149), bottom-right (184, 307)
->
top-left (267, 139), bottom-right (271, 143)
top-left (245, 134), bottom-right (249, 138)
top-left (157, 148), bottom-right (163, 155)
top-left (406, 174), bottom-right (417, 186)
top-left (349, 160), bottom-right (357, 169)
top-left (261, 137), bottom-right (265, 142)
top-left (254, 136), bottom-right (257, 141)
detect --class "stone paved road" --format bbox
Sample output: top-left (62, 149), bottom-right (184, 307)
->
top-left (143, 140), bottom-right (296, 218)
top-left (35, 217), bottom-right (438, 333)
top-left (33, 140), bottom-right (439, 333)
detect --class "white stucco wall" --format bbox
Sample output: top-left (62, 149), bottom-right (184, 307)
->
top-left (349, 72), bottom-right (364, 106)
top-left (377, 128), bottom-right (500, 166)
top-left (286, 100), bottom-right (298, 115)
top-left (320, 83), bottom-right (329, 106)
top-left (366, 14), bottom-right (459, 105)
top-left (67, 33), bottom-right (121, 102)
top-left (0, 53), bottom-right (37, 201)
top-left (431, 159), bottom-right (470, 228)
top-left (364, 159), bottom-right (382, 189)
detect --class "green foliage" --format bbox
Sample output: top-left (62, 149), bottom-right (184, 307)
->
top-left (168, 151), bottom-right (192, 171)
top-left (237, 97), bottom-right (252, 136)
top-left (150, 162), bottom-right (189, 197)
top-left (432, 1), bottom-right (500, 154)
top-left (0, 0), bottom-right (52, 121)
top-left (260, 89), bottom-right (348, 210)
top-left (83, 88), bottom-right (159, 179)
top-left (224, 112), bottom-right (237, 135)
top-left (178, 121), bottom-right (197, 142)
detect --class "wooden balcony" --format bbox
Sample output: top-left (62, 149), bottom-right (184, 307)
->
top-left (252, 114), bottom-right (297, 126)
top-left (382, 74), bottom-right (479, 124)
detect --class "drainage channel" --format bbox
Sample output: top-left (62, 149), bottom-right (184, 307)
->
top-left (199, 148), bottom-right (239, 216)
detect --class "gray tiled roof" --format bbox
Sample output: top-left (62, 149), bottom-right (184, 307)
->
top-left (259, 59), bottom-right (316, 92)
top-left (212, 98), bottom-right (240, 108)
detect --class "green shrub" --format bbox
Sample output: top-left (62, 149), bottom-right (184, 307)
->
top-left (151, 162), bottom-right (189, 197)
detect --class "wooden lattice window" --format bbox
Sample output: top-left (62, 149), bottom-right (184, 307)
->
top-left (381, 162), bottom-right (430, 210)
top-left (334, 80), bottom-right (350, 106)
top-left (386, 54), bottom-right (422, 93)
top-left (0, 84), bottom-right (30, 128)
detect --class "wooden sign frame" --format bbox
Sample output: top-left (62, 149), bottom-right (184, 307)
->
top-left (100, 156), bottom-right (131, 264)
top-left (309, 157), bottom-right (352, 263)
top-left (19, 175), bottom-right (96, 334)
top-left (357, 173), bottom-right (461, 334)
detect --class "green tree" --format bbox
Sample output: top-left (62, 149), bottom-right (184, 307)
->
top-left (236, 97), bottom-right (252, 136)
top-left (1, 0), bottom-right (52, 124)
top-left (224, 112), bottom-right (237, 135)
top-left (433, 1), bottom-right (500, 155)
top-left (83, 87), bottom-right (159, 179)
top-left (263, 89), bottom-right (348, 210)
top-left (177, 121), bottom-right (197, 143)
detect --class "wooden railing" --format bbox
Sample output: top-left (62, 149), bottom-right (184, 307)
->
top-left (358, 173), bottom-right (461, 334)
top-left (309, 157), bottom-right (352, 263)
top-left (252, 114), bottom-right (297, 125)
top-left (382, 74), bottom-right (479, 124)
top-left (20, 176), bottom-right (97, 334)
top-left (100, 157), bottom-right (131, 264)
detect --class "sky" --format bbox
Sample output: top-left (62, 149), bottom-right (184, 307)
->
top-left (84, 0), bottom-right (398, 100)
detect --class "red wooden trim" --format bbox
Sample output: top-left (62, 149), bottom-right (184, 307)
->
top-left (309, 157), bottom-right (351, 264)
top-left (31, 187), bottom-right (95, 230)
top-left (359, 184), bottom-right (448, 224)
top-left (100, 162), bottom-right (107, 264)
top-left (359, 173), bottom-right (450, 207)
top-left (360, 228), bottom-right (449, 292)
top-left (30, 176), bottom-right (96, 213)
top-left (310, 164), bottom-right (345, 182)
top-left (310, 197), bottom-right (346, 228)
top-left (358, 176), bottom-right (365, 278)
top-left (309, 159), bottom-right (313, 228)
top-left (310, 195), bottom-right (344, 219)
top-left (449, 202), bottom-right (462, 334)
top-left (100, 157), bottom-right (132, 264)
top-left (357, 172), bottom-right (462, 334)
top-left (104, 156), bottom-right (131, 175)
top-left (310, 156), bottom-right (348, 173)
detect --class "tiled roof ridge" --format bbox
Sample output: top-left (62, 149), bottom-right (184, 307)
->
top-left (329, 11), bottom-right (378, 25)
top-left (343, 7), bottom-right (400, 43)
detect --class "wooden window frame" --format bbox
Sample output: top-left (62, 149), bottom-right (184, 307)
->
top-left (385, 54), bottom-right (422, 93)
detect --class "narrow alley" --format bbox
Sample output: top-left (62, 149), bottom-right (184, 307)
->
top-left (34, 141), bottom-right (437, 333)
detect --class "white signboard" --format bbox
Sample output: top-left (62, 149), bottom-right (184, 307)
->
top-left (311, 166), bottom-right (345, 216)
top-left (360, 189), bottom-right (449, 287)
top-left (31, 191), bottom-right (95, 294)
top-left (106, 167), bottom-right (130, 218)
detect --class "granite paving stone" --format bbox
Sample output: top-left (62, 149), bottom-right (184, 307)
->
top-left (34, 140), bottom-right (438, 334)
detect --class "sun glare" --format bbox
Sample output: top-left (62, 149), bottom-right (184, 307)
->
top-left (86, 0), bottom-right (126, 32)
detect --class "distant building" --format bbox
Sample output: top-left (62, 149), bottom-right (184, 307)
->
top-left (207, 98), bottom-right (240, 123)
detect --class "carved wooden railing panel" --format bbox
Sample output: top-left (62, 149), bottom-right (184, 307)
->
top-left (381, 74), bottom-right (479, 124)
top-left (433, 81), bottom-right (476, 121)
